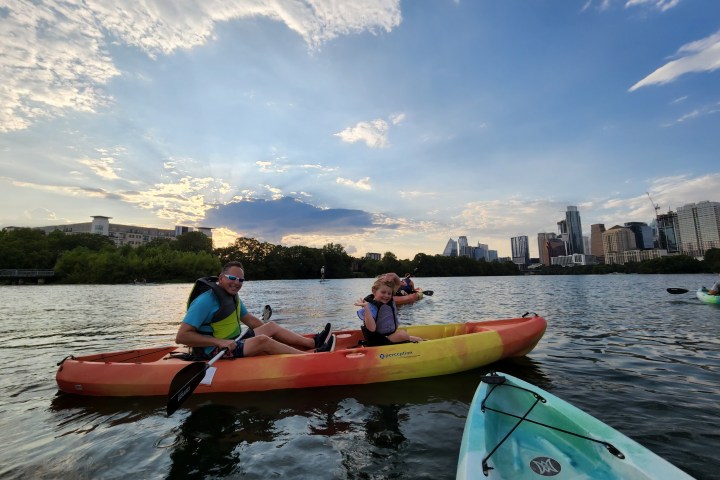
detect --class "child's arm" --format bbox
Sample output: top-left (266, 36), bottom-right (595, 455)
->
top-left (354, 298), bottom-right (378, 332)
top-left (363, 304), bottom-right (377, 332)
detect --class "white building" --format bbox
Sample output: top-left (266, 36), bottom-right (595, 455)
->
top-left (35, 216), bottom-right (212, 247)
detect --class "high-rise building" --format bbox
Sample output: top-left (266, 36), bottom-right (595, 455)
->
top-left (457, 236), bottom-right (472, 257)
top-left (590, 224), bottom-right (606, 261)
top-left (603, 225), bottom-right (636, 256)
top-left (624, 222), bottom-right (654, 250)
top-left (442, 238), bottom-right (458, 256)
top-left (656, 211), bottom-right (679, 253)
top-left (511, 235), bottom-right (530, 267)
top-left (546, 238), bottom-right (567, 262)
top-left (474, 243), bottom-right (489, 261)
top-left (537, 232), bottom-right (556, 266)
top-left (566, 206), bottom-right (584, 254)
top-left (676, 201), bottom-right (720, 256)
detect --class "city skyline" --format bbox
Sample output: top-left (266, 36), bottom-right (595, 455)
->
top-left (1, 1), bottom-right (719, 259)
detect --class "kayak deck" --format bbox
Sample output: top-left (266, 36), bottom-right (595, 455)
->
top-left (457, 372), bottom-right (695, 479)
top-left (696, 287), bottom-right (720, 304)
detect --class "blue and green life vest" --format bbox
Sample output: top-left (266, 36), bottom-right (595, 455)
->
top-left (187, 276), bottom-right (242, 340)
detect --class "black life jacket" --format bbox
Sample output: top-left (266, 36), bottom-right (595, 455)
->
top-left (187, 276), bottom-right (238, 323)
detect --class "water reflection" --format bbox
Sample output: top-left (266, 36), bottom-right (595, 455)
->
top-left (1, 275), bottom-right (718, 479)
top-left (167, 404), bottom-right (279, 479)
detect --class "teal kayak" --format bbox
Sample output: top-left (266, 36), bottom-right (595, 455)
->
top-left (696, 287), bottom-right (720, 304)
top-left (457, 372), bottom-right (694, 479)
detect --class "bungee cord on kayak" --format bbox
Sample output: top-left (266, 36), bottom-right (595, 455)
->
top-left (478, 373), bottom-right (625, 476)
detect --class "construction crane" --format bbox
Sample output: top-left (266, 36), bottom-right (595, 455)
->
top-left (646, 192), bottom-right (660, 218)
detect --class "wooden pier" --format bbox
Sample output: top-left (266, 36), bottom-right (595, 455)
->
top-left (0, 269), bottom-right (55, 284)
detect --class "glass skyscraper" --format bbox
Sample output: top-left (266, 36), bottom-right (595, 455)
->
top-left (566, 206), bottom-right (584, 255)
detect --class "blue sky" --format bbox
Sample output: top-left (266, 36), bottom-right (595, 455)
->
top-left (1, 0), bottom-right (719, 259)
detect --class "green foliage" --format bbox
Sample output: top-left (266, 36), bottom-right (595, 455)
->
top-left (172, 231), bottom-right (213, 254)
top-left (322, 243), bottom-right (353, 278)
top-left (3, 226), bottom-right (719, 283)
top-left (704, 248), bottom-right (720, 273)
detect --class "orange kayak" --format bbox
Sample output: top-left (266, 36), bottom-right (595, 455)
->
top-left (394, 291), bottom-right (424, 305)
top-left (56, 315), bottom-right (547, 397)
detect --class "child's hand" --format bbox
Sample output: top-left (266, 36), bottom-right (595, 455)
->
top-left (354, 298), bottom-right (368, 307)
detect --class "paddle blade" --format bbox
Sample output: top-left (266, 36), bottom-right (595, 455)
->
top-left (667, 288), bottom-right (689, 294)
top-left (167, 361), bottom-right (208, 416)
top-left (262, 304), bottom-right (272, 322)
top-left (422, 290), bottom-right (433, 296)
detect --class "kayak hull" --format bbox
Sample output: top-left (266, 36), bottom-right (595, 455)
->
top-left (394, 291), bottom-right (423, 305)
top-left (696, 287), bottom-right (720, 304)
top-left (56, 316), bottom-right (546, 397)
top-left (457, 372), bottom-right (694, 480)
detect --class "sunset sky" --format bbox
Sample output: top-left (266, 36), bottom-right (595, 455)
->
top-left (1, 0), bottom-right (719, 258)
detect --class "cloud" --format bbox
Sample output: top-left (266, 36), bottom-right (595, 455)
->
top-left (664, 101), bottom-right (720, 126)
top-left (203, 196), bottom-right (376, 241)
top-left (624, 0), bottom-right (680, 12)
top-left (334, 118), bottom-right (391, 148)
top-left (629, 29), bottom-right (720, 91)
top-left (77, 158), bottom-right (120, 180)
top-left (1, 0), bottom-right (402, 132)
top-left (336, 176), bottom-right (372, 190)
top-left (9, 174), bottom-right (231, 224)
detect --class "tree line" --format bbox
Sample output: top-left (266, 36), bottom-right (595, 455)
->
top-left (1, 227), bottom-right (717, 284)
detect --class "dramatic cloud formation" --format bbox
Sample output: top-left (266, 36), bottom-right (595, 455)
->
top-left (0, 0), bottom-right (402, 132)
top-left (630, 30), bottom-right (720, 91)
top-left (203, 196), bottom-right (376, 242)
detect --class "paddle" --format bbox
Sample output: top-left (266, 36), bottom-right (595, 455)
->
top-left (408, 268), bottom-right (434, 296)
top-left (166, 305), bottom-right (272, 416)
top-left (667, 288), bottom-right (689, 294)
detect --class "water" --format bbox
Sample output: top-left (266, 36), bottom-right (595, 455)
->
top-left (0, 274), bottom-right (718, 479)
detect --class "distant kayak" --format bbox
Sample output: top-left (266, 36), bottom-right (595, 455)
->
top-left (457, 372), bottom-right (694, 479)
top-left (696, 287), bottom-right (720, 304)
top-left (394, 289), bottom-right (433, 305)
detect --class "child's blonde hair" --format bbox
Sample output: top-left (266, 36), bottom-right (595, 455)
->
top-left (372, 278), bottom-right (395, 293)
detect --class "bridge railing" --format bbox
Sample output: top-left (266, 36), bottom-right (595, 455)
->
top-left (0, 269), bottom-right (55, 278)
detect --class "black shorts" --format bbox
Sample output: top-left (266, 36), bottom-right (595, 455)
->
top-left (204, 329), bottom-right (256, 359)
top-left (230, 329), bottom-right (256, 358)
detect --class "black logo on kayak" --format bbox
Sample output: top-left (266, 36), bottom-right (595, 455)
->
top-left (529, 457), bottom-right (561, 476)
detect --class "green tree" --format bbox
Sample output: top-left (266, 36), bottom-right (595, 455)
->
top-left (173, 231), bottom-right (213, 254)
top-left (321, 243), bottom-right (353, 278)
top-left (0, 228), bottom-right (54, 269)
top-left (704, 248), bottom-right (720, 273)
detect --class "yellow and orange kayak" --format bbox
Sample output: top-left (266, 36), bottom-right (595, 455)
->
top-left (56, 315), bottom-right (547, 397)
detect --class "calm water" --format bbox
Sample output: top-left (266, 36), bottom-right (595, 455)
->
top-left (0, 275), bottom-right (718, 479)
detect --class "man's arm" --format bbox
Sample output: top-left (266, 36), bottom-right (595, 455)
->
top-left (240, 312), bottom-right (264, 329)
top-left (176, 322), bottom-right (234, 349)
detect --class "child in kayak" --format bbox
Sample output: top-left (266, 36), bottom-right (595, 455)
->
top-left (355, 276), bottom-right (423, 346)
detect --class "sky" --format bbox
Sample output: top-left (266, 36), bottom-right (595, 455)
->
top-left (1, 0), bottom-right (719, 260)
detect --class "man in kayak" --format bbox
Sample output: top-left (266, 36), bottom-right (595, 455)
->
top-left (176, 261), bottom-right (335, 358)
top-left (397, 272), bottom-right (416, 295)
top-left (709, 276), bottom-right (720, 295)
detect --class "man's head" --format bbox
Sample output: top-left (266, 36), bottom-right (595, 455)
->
top-left (378, 272), bottom-right (401, 291)
top-left (218, 261), bottom-right (245, 295)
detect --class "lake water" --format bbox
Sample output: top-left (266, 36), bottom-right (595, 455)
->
top-left (0, 274), bottom-right (718, 479)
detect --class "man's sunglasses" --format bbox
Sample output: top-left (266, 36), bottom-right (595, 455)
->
top-left (224, 274), bottom-right (245, 283)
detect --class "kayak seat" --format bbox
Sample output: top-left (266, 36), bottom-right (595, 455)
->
top-left (360, 326), bottom-right (410, 347)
